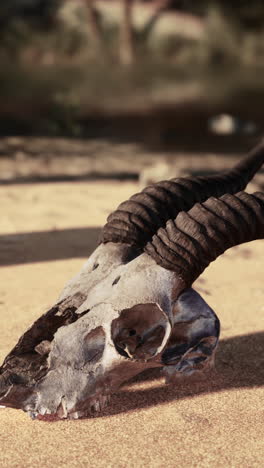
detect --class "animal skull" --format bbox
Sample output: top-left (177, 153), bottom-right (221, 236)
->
top-left (0, 251), bottom-right (219, 419)
top-left (0, 141), bottom-right (264, 419)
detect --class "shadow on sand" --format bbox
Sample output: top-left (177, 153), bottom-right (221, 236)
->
top-left (85, 331), bottom-right (264, 419)
top-left (0, 227), bottom-right (101, 266)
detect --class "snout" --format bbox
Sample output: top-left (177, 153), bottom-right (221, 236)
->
top-left (0, 369), bottom-right (100, 420)
top-left (22, 359), bottom-right (147, 420)
top-left (0, 371), bottom-right (35, 411)
top-left (0, 360), bottom-right (116, 420)
top-left (0, 300), bottom-right (172, 420)
top-left (0, 356), bottom-right (152, 421)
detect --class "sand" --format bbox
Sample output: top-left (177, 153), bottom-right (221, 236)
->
top-left (0, 180), bottom-right (263, 468)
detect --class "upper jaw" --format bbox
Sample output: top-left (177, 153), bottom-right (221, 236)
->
top-left (22, 359), bottom-right (154, 420)
top-left (1, 333), bottom-right (165, 420)
top-left (24, 392), bottom-right (112, 421)
top-left (33, 393), bottom-right (112, 421)
top-left (0, 378), bottom-right (33, 410)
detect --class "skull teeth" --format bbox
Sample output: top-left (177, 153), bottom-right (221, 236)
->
top-left (57, 396), bottom-right (68, 419)
top-left (90, 394), bottom-right (110, 413)
top-left (27, 394), bottom-right (111, 421)
top-left (90, 400), bottom-right (100, 412)
top-left (100, 395), bottom-right (109, 408)
top-left (68, 411), bottom-right (81, 420)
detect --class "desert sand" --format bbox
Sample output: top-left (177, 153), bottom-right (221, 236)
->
top-left (0, 180), bottom-right (263, 468)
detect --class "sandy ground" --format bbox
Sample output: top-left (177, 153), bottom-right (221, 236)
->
top-left (0, 180), bottom-right (263, 468)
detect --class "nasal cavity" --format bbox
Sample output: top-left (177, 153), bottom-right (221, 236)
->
top-left (8, 373), bottom-right (28, 385)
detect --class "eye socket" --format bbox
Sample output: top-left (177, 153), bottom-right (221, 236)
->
top-left (111, 303), bottom-right (170, 361)
top-left (92, 263), bottom-right (99, 271)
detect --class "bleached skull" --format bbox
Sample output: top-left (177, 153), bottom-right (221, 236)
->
top-left (0, 246), bottom-right (219, 419)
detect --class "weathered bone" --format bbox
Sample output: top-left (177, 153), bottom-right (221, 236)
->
top-left (0, 249), bottom-right (212, 417)
top-left (162, 288), bottom-right (220, 382)
top-left (0, 139), bottom-right (263, 419)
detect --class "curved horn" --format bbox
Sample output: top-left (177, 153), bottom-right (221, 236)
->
top-left (145, 191), bottom-right (264, 295)
top-left (101, 140), bottom-right (264, 249)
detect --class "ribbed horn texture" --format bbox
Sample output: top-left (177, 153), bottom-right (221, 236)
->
top-left (145, 192), bottom-right (264, 289)
top-left (101, 141), bottom-right (264, 248)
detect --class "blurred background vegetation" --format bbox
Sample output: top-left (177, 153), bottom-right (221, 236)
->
top-left (0, 0), bottom-right (264, 182)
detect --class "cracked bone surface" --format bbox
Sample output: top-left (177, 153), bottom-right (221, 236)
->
top-left (0, 141), bottom-right (263, 419)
